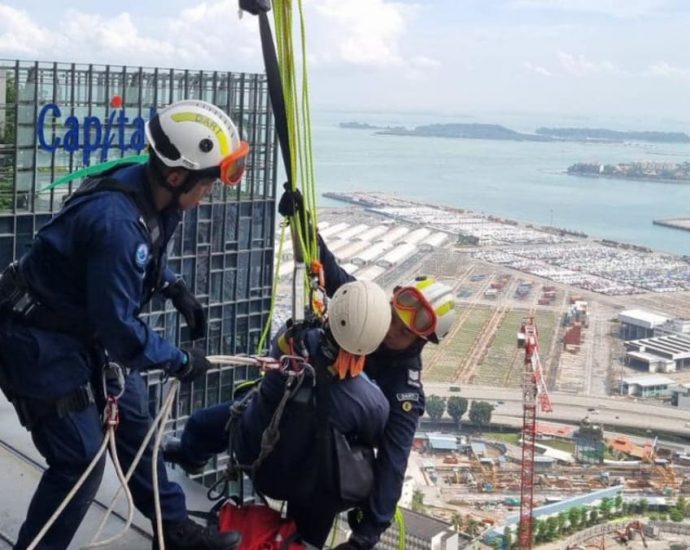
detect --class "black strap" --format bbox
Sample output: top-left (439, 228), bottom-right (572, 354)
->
top-left (64, 171), bottom-right (164, 292)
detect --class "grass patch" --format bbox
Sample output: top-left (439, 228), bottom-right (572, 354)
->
top-left (538, 438), bottom-right (575, 453)
top-left (483, 432), bottom-right (520, 445)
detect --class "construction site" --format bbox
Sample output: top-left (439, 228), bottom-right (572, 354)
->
top-left (279, 192), bottom-right (690, 548)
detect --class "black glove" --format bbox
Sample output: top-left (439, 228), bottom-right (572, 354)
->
top-left (174, 348), bottom-right (211, 383)
top-left (332, 544), bottom-right (360, 550)
top-left (162, 278), bottom-right (206, 340)
top-left (278, 182), bottom-right (304, 217)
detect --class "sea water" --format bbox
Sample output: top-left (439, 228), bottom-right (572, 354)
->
top-left (309, 110), bottom-right (690, 256)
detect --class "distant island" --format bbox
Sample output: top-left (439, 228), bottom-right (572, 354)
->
top-left (567, 161), bottom-right (690, 183)
top-left (537, 127), bottom-right (690, 143)
top-left (340, 121), bottom-right (690, 144)
top-left (376, 123), bottom-right (551, 142)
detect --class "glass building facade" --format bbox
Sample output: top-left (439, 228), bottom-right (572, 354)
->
top-left (0, 59), bottom-right (278, 485)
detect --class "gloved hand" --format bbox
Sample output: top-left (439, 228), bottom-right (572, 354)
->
top-left (331, 544), bottom-right (360, 550)
top-left (174, 348), bottom-right (211, 383)
top-left (277, 182), bottom-right (304, 217)
top-left (162, 278), bottom-right (206, 340)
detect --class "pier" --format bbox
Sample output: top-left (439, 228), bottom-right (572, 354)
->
top-left (653, 218), bottom-right (690, 232)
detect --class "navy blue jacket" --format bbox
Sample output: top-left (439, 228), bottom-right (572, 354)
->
top-left (234, 326), bottom-right (389, 503)
top-left (3, 163), bottom-right (185, 397)
top-left (319, 236), bottom-right (426, 545)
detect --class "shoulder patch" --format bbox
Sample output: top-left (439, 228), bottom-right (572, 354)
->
top-left (401, 401), bottom-right (413, 412)
top-left (397, 392), bottom-right (420, 402)
top-left (407, 368), bottom-right (421, 388)
top-left (135, 243), bottom-right (149, 269)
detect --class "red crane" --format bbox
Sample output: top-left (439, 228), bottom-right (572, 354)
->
top-left (516, 318), bottom-right (553, 549)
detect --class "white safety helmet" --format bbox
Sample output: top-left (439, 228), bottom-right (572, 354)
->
top-left (328, 280), bottom-right (392, 355)
top-left (394, 276), bottom-right (456, 344)
top-left (145, 99), bottom-right (249, 186)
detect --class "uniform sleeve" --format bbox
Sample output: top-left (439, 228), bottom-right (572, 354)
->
top-left (318, 234), bottom-right (355, 297)
top-left (84, 211), bottom-right (186, 373)
top-left (353, 379), bottom-right (425, 545)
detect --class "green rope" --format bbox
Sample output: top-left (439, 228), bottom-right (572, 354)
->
top-left (273, 0), bottom-right (320, 266)
top-left (257, 221), bottom-right (289, 353)
top-left (395, 506), bottom-right (406, 550)
top-left (38, 155), bottom-right (149, 193)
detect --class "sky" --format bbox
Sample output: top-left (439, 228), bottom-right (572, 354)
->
top-left (1, 0), bottom-right (690, 121)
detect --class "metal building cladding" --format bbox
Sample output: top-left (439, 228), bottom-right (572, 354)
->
top-left (0, 59), bottom-right (278, 487)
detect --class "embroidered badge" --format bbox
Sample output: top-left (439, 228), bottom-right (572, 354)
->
top-left (401, 401), bottom-right (413, 412)
top-left (135, 243), bottom-right (149, 269)
top-left (407, 369), bottom-right (421, 388)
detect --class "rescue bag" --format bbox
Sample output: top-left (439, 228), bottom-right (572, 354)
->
top-left (217, 502), bottom-right (304, 550)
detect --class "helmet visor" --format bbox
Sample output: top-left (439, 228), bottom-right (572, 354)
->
top-left (392, 286), bottom-right (437, 338)
top-left (219, 141), bottom-right (250, 186)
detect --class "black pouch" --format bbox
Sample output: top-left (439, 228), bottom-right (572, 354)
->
top-left (333, 429), bottom-right (375, 505)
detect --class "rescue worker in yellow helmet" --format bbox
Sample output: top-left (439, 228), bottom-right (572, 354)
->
top-left (0, 98), bottom-right (248, 550)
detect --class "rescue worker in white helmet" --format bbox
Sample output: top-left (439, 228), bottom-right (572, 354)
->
top-left (163, 280), bottom-right (393, 548)
top-left (0, 99), bottom-right (248, 550)
top-left (276, 186), bottom-right (457, 550)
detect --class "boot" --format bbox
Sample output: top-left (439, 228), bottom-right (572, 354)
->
top-left (162, 436), bottom-right (208, 475)
top-left (152, 518), bottom-right (241, 550)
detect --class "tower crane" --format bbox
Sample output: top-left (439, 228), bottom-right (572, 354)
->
top-left (516, 318), bottom-right (553, 549)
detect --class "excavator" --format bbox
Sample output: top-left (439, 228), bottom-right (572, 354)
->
top-left (615, 520), bottom-right (648, 547)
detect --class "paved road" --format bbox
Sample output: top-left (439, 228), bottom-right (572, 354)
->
top-left (425, 383), bottom-right (690, 437)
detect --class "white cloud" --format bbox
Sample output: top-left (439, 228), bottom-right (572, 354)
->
top-left (0, 4), bottom-right (66, 56)
top-left (557, 51), bottom-right (620, 77)
top-left (523, 61), bottom-right (552, 77)
top-left (513, 0), bottom-right (669, 18)
top-left (309, 0), bottom-right (420, 67)
top-left (647, 60), bottom-right (690, 79)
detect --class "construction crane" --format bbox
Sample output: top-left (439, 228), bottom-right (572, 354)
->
top-left (516, 318), bottom-right (553, 549)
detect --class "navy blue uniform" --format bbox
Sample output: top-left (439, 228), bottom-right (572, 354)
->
top-left (0, 164), bottom-right (189, 549)
top-left (176, 327), bottom-right (389, 547)
top-left (319, 236), bottom-right (426, 547)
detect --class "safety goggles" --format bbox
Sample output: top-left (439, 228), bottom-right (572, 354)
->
top-left (392, 286), bottom-right (437, 338)
top-left (218, 141), bottom-right (250, 186)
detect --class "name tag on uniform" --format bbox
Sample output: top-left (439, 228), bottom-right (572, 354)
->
top-left (396, 392), bottom-right (419, 402)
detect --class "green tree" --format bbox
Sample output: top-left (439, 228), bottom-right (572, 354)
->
top-left (556, 511), bottom-right (568, 534)
top-left (567, 506), bottom-right (581, 531)
top-left (545, 517), bottom-right (559, 541)
top-left (669, 508), bottom-right (683, 522)
top-left (411, 489), bottom-right (424, 512)
top-left (614, 494), bottom-right (623, 516)
top-left (639, 498), bottom-right (649, 515)
top-left (446, 395), bottom-right (468, 426)
top-left (588, 508), bottom-right (599, 525)
top-left (677, 495), bottom-right (688, 516)
top-left (599, 496), bottom-right (612, 519)
top-left (469, 400), bottom-right (494, 427)
top-left (0, 74), bottom-right (16, 212)
top-left (503, 526), bottom-right (512, 549)
top-left (426, 395), bottom-right (446, 420)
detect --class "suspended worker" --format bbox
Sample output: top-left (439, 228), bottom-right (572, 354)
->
top-left (0, 99), bottom-right (249, 550)
top-left (280, 187), bottom-right (457, 550)
top-left (163, 279), bottom-right (392, 548)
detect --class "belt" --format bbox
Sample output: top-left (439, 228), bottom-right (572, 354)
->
top-left (12, 383), bottom-right (96, 430)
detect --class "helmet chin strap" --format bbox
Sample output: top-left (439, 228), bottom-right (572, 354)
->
top-left (148, 159), bottom-right (203, 209)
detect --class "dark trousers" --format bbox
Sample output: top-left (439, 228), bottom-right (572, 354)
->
top-left (13, 371), bottom-right (187, 550)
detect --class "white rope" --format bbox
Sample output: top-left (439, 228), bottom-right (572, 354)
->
top-left (26, 430), bottom-right (111, 550)
top-left (206, 355), bottom-right (269, 367)
top-left (84, 380), bottom-right (179, 549)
